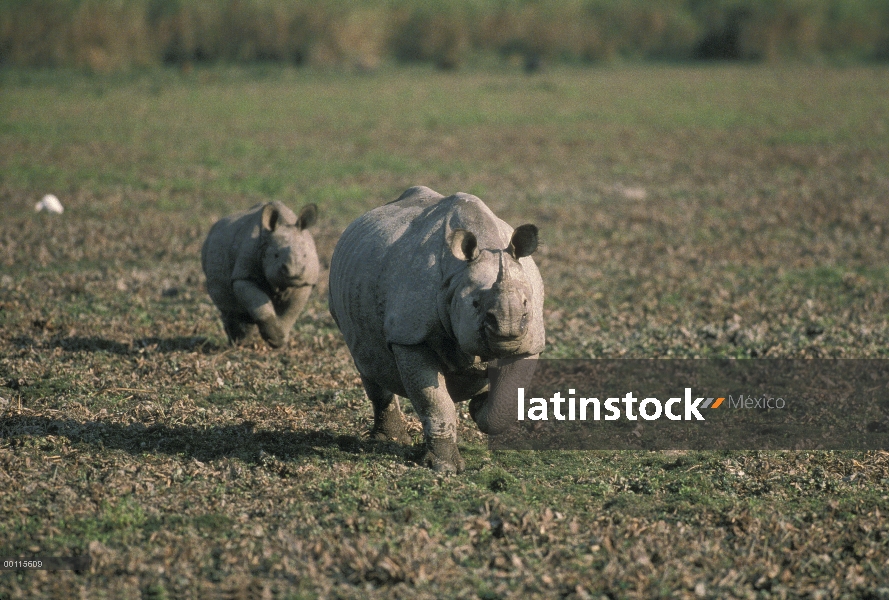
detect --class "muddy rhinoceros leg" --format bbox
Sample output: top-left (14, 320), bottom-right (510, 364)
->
top-left (362, 375), bottom-right (411, 445)
top-left (392, 344), bottom-right (465, 474)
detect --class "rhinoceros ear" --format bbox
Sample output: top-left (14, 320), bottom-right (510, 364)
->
top-left (261, 203), bottom-right (282, 232)
top-left (448, 229), bottom-right (479, 262)
top-left (297, 204), bottom-right (318, 230)
top-left (509, 224), bottom-right (539, 258)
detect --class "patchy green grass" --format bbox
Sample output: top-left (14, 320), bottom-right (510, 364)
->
top-left (2, 64), bottom-right (889, 598)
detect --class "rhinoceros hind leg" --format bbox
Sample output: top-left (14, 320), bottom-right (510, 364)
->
top-left (420, 437), bottom-right (465, 474)
top-left (363, 376), bottom-right (412, 445)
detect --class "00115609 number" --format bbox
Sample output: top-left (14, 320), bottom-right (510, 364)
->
top-left (1, 556), bottom-right (90, 570)
top-left (3, 560), bottom-right (42, 568)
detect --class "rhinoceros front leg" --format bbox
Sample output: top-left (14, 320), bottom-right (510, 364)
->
top-left (273, 284), bottom-right (314, 335)
top-left (392, 344), bottom-right (465, 473)
top-left (232, 280), bottom-right (286, 348)
top-left (362, 375), bottom-right (412, 445)
top-left (470, 354), bottom-right (539, 435)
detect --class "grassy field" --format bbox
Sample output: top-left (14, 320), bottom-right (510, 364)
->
top-left (2, 64), bottom-right (889, 597)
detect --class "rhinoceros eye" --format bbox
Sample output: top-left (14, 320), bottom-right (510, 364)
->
top-left (472, 300), bottom-right (480, 309)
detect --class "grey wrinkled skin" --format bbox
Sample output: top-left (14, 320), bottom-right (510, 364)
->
top-left (202, 201), bottom-right (319, 348)
top-left (329, 186), bottom-right (545, 473)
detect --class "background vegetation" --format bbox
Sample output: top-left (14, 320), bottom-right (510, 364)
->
top-left (1, 62), bottom-right (888, 597)
top-left (2, 0), bottom-right (889, 71)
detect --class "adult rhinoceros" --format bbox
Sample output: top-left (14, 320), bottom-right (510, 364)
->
top-left (329, 186), bottom-right (545, 473)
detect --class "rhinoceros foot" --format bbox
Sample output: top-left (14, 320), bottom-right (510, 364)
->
top-left (257, 319), bottom-right (287, 348)
top-left (370, 408), bottom-right (412, 445)
top-left (420, 437), bottom-right (465, 473)
top-left (223, 314), bottom-right (258, 346)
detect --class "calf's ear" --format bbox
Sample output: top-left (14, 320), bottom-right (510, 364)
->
top-left (448, 229), bottom-right (480, 262)
top-left (297, 204), bottom-right (318, 230)
top-left (261, 203), bottom-right (282, 232)
top-left (509, 224), bottom-right (538, 258)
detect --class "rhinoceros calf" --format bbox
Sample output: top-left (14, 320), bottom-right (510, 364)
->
top-left (202, 201), bottom-right (319, 348)
top-left (329, 186), bottom-right (544, 472)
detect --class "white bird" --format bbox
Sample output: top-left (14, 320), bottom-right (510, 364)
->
top-left (35, 194), bottom-right (64, 214)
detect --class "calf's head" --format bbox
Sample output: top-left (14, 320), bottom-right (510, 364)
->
top-left (261, 203), bottom-right (320, 290)
top-left (445, 224), bottom-right (539, 359)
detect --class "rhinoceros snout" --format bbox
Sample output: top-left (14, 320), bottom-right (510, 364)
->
top-left (278, 260), bottom-right (304, 281)
top-left (483, 292), bottom-right (530, 343)
top-left (484, 310), bottom-right (528, 338)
